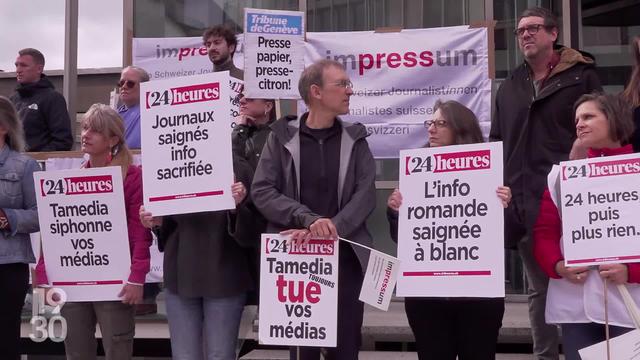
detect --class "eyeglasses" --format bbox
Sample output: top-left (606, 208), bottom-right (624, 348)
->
top-left (117, 79), bottom-right (137, 89)
top-left (513, 24), bottom-right (548, 37)
top-left (424, 119), bottom-right (448, 128)
top-left (332, 80), bottom-right (354, 89)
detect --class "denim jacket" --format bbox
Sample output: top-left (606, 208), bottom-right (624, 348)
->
top-left (0, 145), bottom-right (40, 265)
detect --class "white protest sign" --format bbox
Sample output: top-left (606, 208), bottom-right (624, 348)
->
top-left (133, 36), bottom-right (245, 124)
top-left (359, 249), bottom-right (399, 311)
top-left (397, 142), bottom-right (504, 297)
top-left (259, 234), bottom-right (338, 347)
top-left (34, 167), bottom-right (131, 302)
top-left (578, 329), bottom-right (640, 360)
top-left (303, 26), bottom-right (491, 158)
top-left (43, 156), bottom-right (162, 283)
top-left (140, 71), bottom-right (235, 216)
top-left (243, 8), bottom-right (304, 99)
top-left (560, 153), bottom-right (640, 266)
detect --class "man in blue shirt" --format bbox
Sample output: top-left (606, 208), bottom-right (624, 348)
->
top-left (118, 66), bottom-right (149, 149)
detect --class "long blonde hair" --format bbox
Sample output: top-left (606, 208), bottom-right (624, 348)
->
top-left (0, 96), bottom-right (26, 152)
top-left (622, 36), bottom-right (640, 108)
top-left (82, 103), bottom-right (133, 179)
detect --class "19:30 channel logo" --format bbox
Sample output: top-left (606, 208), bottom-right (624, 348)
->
top-left (30, 287), bottom-right (68, 342)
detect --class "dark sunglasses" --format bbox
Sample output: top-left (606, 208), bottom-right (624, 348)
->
top-left (117, 79), bottom-right (137, 89)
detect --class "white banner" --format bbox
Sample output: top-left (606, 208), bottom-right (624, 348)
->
top-left (397, 142), bottom-right (504, 297)
top-left (133, 36), bottom-right (245, 123)
top-left (140, 71), bottom-right (235, 216)
top-left (133, 36), bottom-right (244, 80)
top-left (303, 26), bottom-right (491, 158)
top-left (243, 8), bottom-right (304, 99)
top-left (34, 167), bottom-right (131, 302)
top-left (560, 153), bottom-right (640, 266)
top-left (259, 234), bottom-right (338, 347)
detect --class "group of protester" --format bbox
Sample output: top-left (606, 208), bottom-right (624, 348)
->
top-left (1, 5), bottom-right (640, 360)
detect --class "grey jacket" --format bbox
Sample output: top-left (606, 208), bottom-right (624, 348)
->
top-left (251, 114), bottom-right (376, 270)
top-left (0, 146), bottom-right (41, 264)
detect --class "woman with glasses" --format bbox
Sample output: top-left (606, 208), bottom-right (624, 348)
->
top-left (231, 93), bottom-right (276, 305)
top-left (0, 96), bottom-right (40, 360)
top-left (36, 104), bottom-right (152, 360)
top-left (534, 93), bottom-right (638, 360)
top-left (117, 66), bottom-right (149, 150)
top-left (387, 99), bottom-right (510, 360)
top-left (233, 94), bottom-right (277, 169)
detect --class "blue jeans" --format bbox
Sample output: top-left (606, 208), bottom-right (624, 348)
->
top-left (561, 322), bottom-right (633, 360)
top-left (165, 288), bottom-right (246, 360)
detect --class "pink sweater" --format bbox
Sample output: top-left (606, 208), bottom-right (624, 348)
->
top-left (35, 165), bottom-right (152, 285)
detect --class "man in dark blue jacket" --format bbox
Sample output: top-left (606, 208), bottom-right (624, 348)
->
top-left (11, 48), bottom-right (73, 152)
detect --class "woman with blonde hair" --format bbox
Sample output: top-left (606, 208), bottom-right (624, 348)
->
top-left (623, 36), bottom-right (640, 151)
top-left (36, 103), bottom-right (151, 360)
top-left (0, 96), bottom-right (40, 360)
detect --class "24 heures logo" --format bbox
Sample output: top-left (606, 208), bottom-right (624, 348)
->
top-left (145, 82), bottom-right (220, 109)
top-left (405, 150), bottom-right (491, 175)
top-left (40, 175), bottom-right (113, 197)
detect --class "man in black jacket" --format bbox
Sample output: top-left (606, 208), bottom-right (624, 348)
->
top-left (490, 8), bottom-right (601, 360)
top-left (11, 48), bottom-right (73, 152)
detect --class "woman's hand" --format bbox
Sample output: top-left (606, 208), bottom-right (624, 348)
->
top-left (118, 283), bottom-right (143, 305)
top-left (387, 189), bottom-right (403, 212)
top-left (496, 186), bottom-right (512, 208)
top-left (599, 263), bottom-right (629, 284)
top-left (139, 206), bottom-right (162, 229)
top-left (555, 261), bottom-right (590, 284)
top-left (231, 182), bottom-right (247, 205)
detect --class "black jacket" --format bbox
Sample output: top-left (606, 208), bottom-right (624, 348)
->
top-left (490, 46), bottom-right (602, 248)
top-left (11, 75), bottom-right (73, 152)
top-left (155, 157), bottom-right (256, 298)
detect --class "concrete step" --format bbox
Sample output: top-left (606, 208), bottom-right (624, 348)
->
top-left (240, 349), bottom-right (565, 359)
top-left (360, 300), bottom-right (532, 346)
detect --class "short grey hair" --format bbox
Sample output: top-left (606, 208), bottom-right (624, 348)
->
top-left (122, 65), bottom-right (150, 83)
top-left (298, 59), bottom-right (346, 105)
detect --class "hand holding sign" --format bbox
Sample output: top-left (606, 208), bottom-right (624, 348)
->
top-left (387, 188), bottom-right (402, 212)
top-left (118, 283), bottom-right (143, 305)
top-left (555, 261), bottom-right (589, 284)
top-left (139, 205), bottom-right (162, 229)
top-left (599, 263), bottom-right (629, 284)
top-left (309, 218), bottom-right (338, 239)
top-left (231, 182), bottom-right (247, 205)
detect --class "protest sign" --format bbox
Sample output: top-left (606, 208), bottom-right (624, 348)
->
top-left (259, 234), bottom-right (338, 347)
top-left (140, 71), bottom-right (235, 216)
top-left (303, 26), bottom-right (491, 158)
top-left (34, 167), bottom-right (131, 302)
top-left (243, 8), bottom-right (304, 99)
top-left (396, 142), bottom-right (504, 297)
top-left (133, 36), bottom-right (245, 123)
top-left (578, 329), bottom-right (640, 360)
top-left (358, 248), bottom-right (399, 311)
top-left (43, 156), bottom-right (162, 283)
top-left (560, 153), bottom-right (640, 266)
